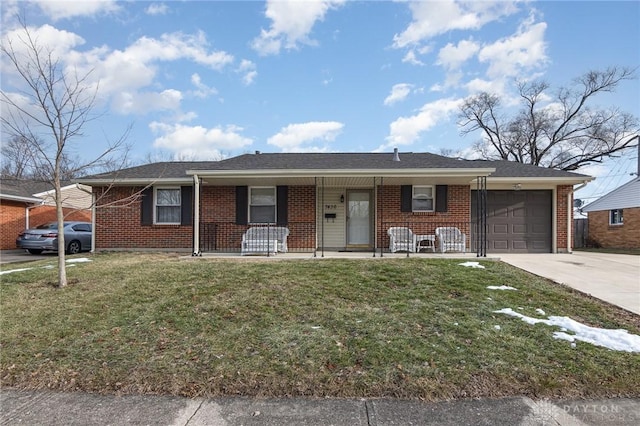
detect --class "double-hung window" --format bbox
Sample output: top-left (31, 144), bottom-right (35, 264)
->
top-left (155, 188), bottom-right (181, 224)
top-left (249, 187), bottom-right (276, 223)
top-left (609, 209), bottom-right (623, 225)
top-left (412, 186), bottom-right (434, 212)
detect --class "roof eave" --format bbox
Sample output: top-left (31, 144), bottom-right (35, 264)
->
top-left (76, 177), bottom-right (194, 186)
top-left (485, 176), bottom-right (594, 185)
top-left (0, 194), bottom-right (43, 203)
top-left (186, 168), bottom-right (497, 178)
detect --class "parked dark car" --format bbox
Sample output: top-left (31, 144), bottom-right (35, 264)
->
top-left (16, 221), bottom-right (92, 255)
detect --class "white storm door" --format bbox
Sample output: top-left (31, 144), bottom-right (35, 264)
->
top-left (347, 191), bottom-right (371, 246)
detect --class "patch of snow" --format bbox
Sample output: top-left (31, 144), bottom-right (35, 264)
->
top-left (494, 325), bottom-right (501, 330)
top-left (459, 261), bottom-right (485, 269)
top-left (66, 258), bottom-right (92, 263)
top-left (311, 326), bottom-right (321, 329)
top-left (494, 308), bottom-right (640, 353)
top-left (454, 322), bottom-right (459, 326)
top-left (0, 267), bottom-right (33, 276)
top-left (487, 285), bottom-right (518, 291)
top-left (536, 308), bottom-right (546, 316)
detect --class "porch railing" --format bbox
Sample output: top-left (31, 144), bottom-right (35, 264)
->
top-left (380, 221), bottom-right (486, 257)
top-left (199, 221), bottom-right (316, 255)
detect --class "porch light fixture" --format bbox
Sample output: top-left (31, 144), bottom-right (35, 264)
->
top-left (513, 183), bottom-right (522, 191)
top-left (340, 194), bottom-right (344, 203)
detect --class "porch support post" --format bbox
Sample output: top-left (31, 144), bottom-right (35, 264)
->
top-left (475, 176), bottom-right (487, 257)
top-left (321, 177), bottom-right (325, 258)
top-left (192, 174), bottom-right (201, 256)
top-left (372, 177), bottom-right (376, 257)
top-left (314, 177), bottom-right (317, 257)
top-left (380, 177), bottom-right (384, 257)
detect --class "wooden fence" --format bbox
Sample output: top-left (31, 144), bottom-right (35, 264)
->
top-left (573, 218), bottom-right (588, 248)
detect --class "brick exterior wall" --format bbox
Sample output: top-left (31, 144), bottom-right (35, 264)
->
top-left (377, 185), bottom-right (470, 248)
top-left (1, 201), bottom-right (27, 250)
top-left (93, 183), bottom-right (574, 253)
top-left (587, 207), bottom-right (640, 249)
top-left (94, 186), bottom-right (192, 250)
top-left (200, 185), bottom-right (316, 251)
top-left (1, 200), bottom-right (91, 250)
top-left (556, 185), bottom-right (573, 252)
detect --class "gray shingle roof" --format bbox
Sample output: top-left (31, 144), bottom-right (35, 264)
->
top-left (79, 152), bottom-right (590, 181)
top-left (0, 178), bottom-right (56, 200)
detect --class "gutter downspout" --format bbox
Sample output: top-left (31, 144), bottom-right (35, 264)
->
top-left (91, 191), bottom-right (96, 253)
top-left (192, 174), bottom-right (201, 256)
top-left (568, 180), bottom-right (589, 254)
top-left (25, 200), bottom-right (45, 230)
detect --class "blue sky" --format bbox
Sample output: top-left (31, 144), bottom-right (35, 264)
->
top-left (1, 1), bottom-right (638, 203)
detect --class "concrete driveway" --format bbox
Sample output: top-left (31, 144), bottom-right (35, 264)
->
top-left (499, 252), bottom-right (640, 315)
top-left (0, 249), bottom-right (54, 265)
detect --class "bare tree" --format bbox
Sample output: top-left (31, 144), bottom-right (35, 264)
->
top-left (458, 67), bottom-right (639, 171)
top-left (1, 20), bottom-right (129, 287)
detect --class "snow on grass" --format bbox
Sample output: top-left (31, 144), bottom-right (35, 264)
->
top-left (536, 308), bottom-right (546, 316)
top-left (494, 308), bottom-right (640, 353)
top-left (459, 261), bottom-right (485, 269)
top-left (66, 258), bottom-right (92, 263)
top-left (1, 258), bottom-right (92, 276)
top-left (0, 267), bottom-right (34, 276)
top-left (487, 285), bottom-right (518, 291)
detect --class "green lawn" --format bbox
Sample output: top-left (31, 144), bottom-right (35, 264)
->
top-left (1, 253), bottom-right (639, 401)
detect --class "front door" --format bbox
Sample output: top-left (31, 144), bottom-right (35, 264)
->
top-left (346, 190), bottom-right (372, 248)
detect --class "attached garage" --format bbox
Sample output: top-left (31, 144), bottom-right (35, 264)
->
top-left (473, 190), bottom-right (552, 253)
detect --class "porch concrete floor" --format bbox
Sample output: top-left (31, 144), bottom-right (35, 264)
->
top-left (183, 251), bottom-right (495, 260)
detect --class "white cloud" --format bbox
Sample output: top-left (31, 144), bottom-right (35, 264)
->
top-left (251, 0), bottom-right (345, 56)
top-left (267, 121), bottom-right (344, 152)
top-left (1, 24), bottom-right (85, 67)
top-left (146, 3), bottom-right (169, 16)
top-left (383, 98), bottom-right (462, 149)
top-left (112, 89), bottom-right (182, 115)
top-left (384, 83), bottom-right (413, 106)
top-left (436, 39), bottom-right (480, 70)
top-left (190, 73), bottom-right (218, 99)
top-left (393, 0), bottom-right (521, 48)
top-left (34, 0), bottom-right (120, 20)
top-left (402, 50), bottom-right (424, 66)
top-left (150, 122), bottom-right (252, 160)
top-left (237, 60), bottom-right (257, 86)
top-left (478, 14), bottom-right (548, 79)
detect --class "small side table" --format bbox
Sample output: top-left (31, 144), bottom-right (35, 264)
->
top-left (415, 234), bottom-right (436, 252)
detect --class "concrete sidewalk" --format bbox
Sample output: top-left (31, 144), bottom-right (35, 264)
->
top-left (1, 389), bottom-right (639, 425)
top-left (499, 252), bottom-right (640, 315)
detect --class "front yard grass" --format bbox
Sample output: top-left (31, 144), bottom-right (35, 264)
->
top-left (1, 253), bottom-right (639, 401)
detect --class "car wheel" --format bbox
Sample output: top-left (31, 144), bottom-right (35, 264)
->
top-left (67, 240), bottom-right (81, 255)
top-left (28, 249), bottom-right (43, 255)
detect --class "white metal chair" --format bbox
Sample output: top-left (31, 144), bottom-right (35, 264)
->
top-left (241, 226), bottom-right (290, 255)
top-left (435, 227), bottom-right (466, 253)
top-left (387, 227), bottom-right (416, 253)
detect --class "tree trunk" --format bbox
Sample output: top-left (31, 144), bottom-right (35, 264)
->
top-left (55, 180), bottom-right (67, 288)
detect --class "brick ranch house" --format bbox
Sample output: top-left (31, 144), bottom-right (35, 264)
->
top-left (0, 179), bottom-right (92, 250)
top-left (581, 177), bottom-right (640, 249)
top-left (77, 151), bottom-right (593, 255)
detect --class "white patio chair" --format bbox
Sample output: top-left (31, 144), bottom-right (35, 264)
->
top-left (387, 227), bottom-right (416, 253)
top-left (435, 227), bottom-right (466, 253)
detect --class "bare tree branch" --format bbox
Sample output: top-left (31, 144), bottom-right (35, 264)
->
top-left (458, 67), bottom-right (639, 171)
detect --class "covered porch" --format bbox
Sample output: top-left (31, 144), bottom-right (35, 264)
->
top-left (189, 169), bottom-right (490, 258)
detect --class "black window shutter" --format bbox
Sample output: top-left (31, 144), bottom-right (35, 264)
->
top-left (141, 187), bottom-right (153, 226)
top-left (435, 185), bottom-right (448, 212)
top-left (236, 186), bottom-right (248, 225)
top-left (276, 185), bottom-right (288, 226)
top-left (400, 185), bottom-right (412, 212)
top-left (180, 186), bottom-right (193, 226)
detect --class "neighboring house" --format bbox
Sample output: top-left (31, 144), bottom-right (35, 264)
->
top-left (581, 177), bottom-right (640, 249)
top-left (77, 151), bottom-right (592, 255)
top-left (0, 178), bottom-right (92, 250)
